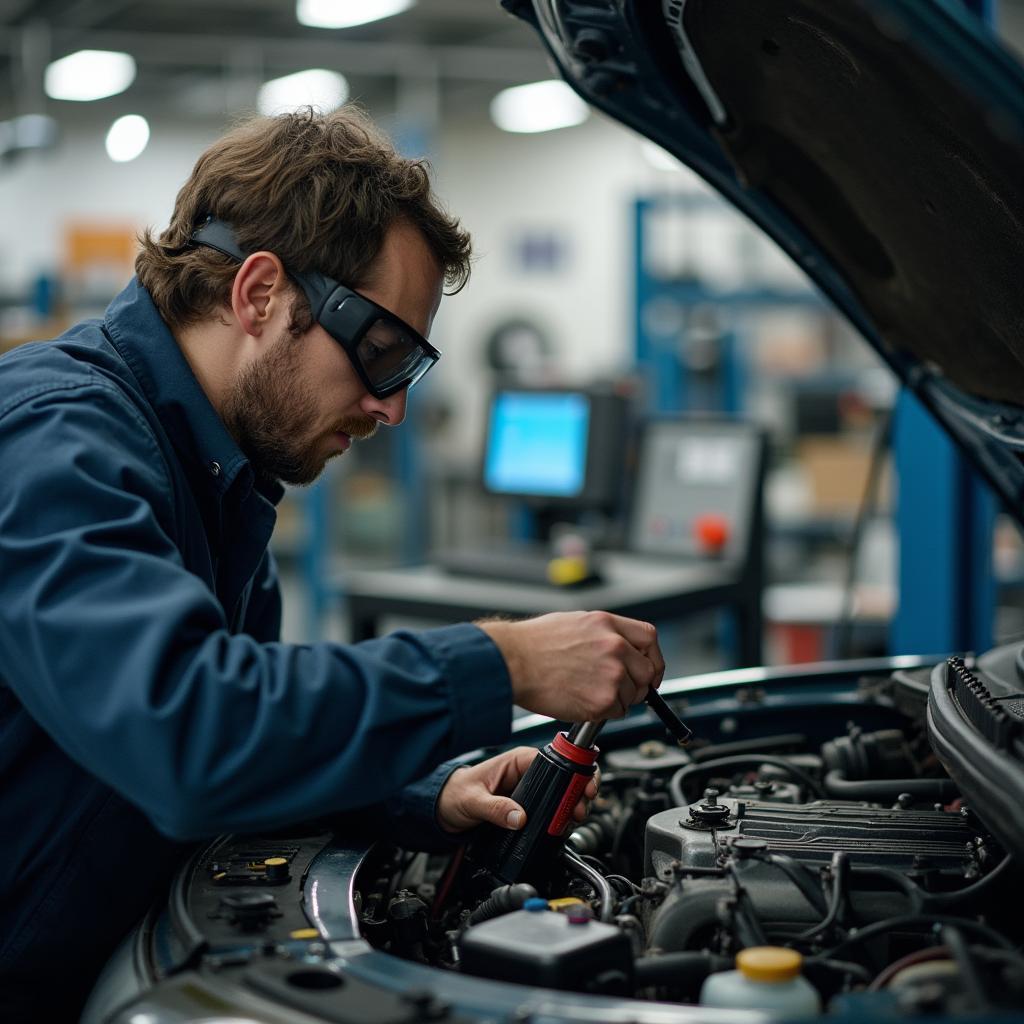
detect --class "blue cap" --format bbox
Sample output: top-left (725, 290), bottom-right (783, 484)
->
top-left (523, 897), bottom-right (549, 913)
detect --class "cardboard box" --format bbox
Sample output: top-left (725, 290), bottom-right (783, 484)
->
top-left (795, 435), bottom-right (891, 516)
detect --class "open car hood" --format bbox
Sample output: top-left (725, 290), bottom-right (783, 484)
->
top-left (503, 0), bottom-right (1024, 515)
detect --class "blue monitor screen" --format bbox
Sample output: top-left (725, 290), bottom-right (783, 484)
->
top-left (484, 392), bottom-right (590, 497)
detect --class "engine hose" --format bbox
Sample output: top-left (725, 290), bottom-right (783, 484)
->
top-left (803, 957), bottom-right (872, 986)
top-left (814, 913), bottom-right (1016, 960)
top-left (568, 812), bottom-right (616, 856)
top-left (847, 865), bottom-right (924, 914)
top-left (923, 853), bottom-right (1013, 908)
top-left (669, 756), bottom-right (827, 806)
top-left (757, 853), bottom-right (829, 916)
top-left (730, 884), bottom-right (769, 948)
top-left (633, 952), bottom-right (731, 991)
top-left (805, 858), bottom-right (1005, 924)
top-left (823, 769), bottom-right (958, 801)
top-left (649, 880), bottom-right (734, 951)
top-left (852, 852), bottom-right (1012, 914)
top-left (795, 851), bottom-right (849, 941)
top-left (562, 847), bottom-right (615, 922)
top-left (465, 883), bottom-right (538, 926)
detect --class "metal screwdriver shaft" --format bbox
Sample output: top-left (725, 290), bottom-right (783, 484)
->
top-left (645, 688), bottom-right (693, 746)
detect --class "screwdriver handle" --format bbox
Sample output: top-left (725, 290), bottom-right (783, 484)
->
top-left (471, 732), bottom-right (598, 885)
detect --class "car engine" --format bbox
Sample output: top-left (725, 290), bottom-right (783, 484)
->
top-left (354, 656), bottom-right (1024, 1016)
top-left (83, 651), bottom-right (1024, 1023)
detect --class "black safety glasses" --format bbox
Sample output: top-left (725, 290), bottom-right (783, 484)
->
top-left (189, 217), bottom-right (439, 399)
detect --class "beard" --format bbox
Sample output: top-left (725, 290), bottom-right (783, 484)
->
top-left (222, 330), bottom-right (378, 486)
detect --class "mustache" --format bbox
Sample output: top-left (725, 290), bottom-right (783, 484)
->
top-left (336, 414), bottom-right (379, 440)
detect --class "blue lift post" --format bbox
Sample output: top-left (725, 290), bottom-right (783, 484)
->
top-left (891, 391), bottom-right (996, 655)
top-left (890, 0), bottom-right (999, 657)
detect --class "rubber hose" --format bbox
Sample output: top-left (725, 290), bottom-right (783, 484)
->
top-left (562, 847), bottom-right (615, 923)
top-left (669, 755), bottom-right (827, 805)
top-left (466, 882), bottom-right (538, 926)
top-left (823, 769), bottom-right (958, 801)
top-left (633, 952), bottom-right (732, 990)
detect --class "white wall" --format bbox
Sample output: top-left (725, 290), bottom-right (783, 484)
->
top-left (434, 110), bottom-right (660, 380)
top-left (0, 114), bottom-right (224, 294)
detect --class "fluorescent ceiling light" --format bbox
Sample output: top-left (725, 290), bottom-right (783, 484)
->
top-left (257, 68), bottom-right (349, 116)
top-left (490, 80), bottom-right (590, 134)
top-left (45, 50), bottom-right (136, 102)
top-left (296, 0), bottom-right (415, 29)
top-left (106, 114), bottom-right (150, 163)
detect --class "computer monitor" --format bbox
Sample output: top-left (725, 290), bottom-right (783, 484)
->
top-left (481, 385), bottom-right (628, 511)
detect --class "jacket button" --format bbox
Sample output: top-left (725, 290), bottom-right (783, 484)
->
top-left (210, 461), bottom-right (221, 477)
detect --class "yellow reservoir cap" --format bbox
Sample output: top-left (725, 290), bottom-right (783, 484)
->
top-left (736, 946), bottom-right (803, 983)
top-left (547, 556), bottom-right (589, 586)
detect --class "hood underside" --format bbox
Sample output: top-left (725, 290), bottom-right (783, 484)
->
top-left (506, 0), bottom-right (1024, 507)
top-left (682, 0), bottom-right (1024, 405)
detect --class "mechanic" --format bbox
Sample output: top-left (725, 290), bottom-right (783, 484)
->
top-left (0, 106), bottom-right (664, 1020)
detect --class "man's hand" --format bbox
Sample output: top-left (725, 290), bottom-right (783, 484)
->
top-left (437, 746), bottom-right (599, 833)
top-left (479, 611), bottom-right (665, 722)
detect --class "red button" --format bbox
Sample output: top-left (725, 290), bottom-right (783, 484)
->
top-left (694, 514), bottom-right (730, 554)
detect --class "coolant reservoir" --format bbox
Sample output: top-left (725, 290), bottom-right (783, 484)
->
top-left (700, 947), bottom-right (821, 1016)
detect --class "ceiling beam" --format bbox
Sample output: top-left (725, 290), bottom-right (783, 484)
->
top-left (0, 28), bottom-right (549, 82)
top-left (58, 0), bottom-right (137, 29)
top-left (0, 0), bottom-right (49, 24)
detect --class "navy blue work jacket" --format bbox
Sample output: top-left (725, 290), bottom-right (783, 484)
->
top-left (0, 279), bottom-right (512, 1020)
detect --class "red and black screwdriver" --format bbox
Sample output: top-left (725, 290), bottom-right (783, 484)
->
top-left (473, 689), bottom-right (692, 885)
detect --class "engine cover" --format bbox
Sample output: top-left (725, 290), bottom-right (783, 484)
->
top-left (645, 798), bottom-right (978, 880)
top-left (645, 798), bottom-right (985, 952)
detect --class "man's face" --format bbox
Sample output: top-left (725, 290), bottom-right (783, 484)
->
top-left (224, 221), bottom-right (444, 486)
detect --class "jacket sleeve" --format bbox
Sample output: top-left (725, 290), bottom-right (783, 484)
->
top-left (335, 759), bottom-right (471, 853)
top-left (0, 381), bottom-right (513, 840)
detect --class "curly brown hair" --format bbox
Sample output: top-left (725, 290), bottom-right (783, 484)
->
top-left (136, 105), bottom-right (472, 333)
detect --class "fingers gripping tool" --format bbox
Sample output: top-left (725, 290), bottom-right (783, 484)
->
top-left (474, 691), bottom-right (692, 885)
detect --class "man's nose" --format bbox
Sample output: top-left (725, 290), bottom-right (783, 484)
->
top-left (361, 387), bottom-right (407, 426)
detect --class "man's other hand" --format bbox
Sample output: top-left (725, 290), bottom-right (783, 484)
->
top-left (437, 746), bottom-right (599, 834)
top-left (479, 611), bottom-right (665, 722)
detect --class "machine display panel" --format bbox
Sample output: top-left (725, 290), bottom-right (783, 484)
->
top-left (483, 391), bottom-right (590, 498)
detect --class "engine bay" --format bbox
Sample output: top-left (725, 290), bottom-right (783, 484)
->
top-left (85, 651), bottom-right (1024, 1023)
top-left (355, 657), bottom-right (1024, 1018)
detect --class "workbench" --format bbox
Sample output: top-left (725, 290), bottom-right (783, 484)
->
top-left (340, 550), bottom-right (763, 665)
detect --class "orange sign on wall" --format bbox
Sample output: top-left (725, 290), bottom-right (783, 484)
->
top-left (64, 223), bottom-right (139, 274)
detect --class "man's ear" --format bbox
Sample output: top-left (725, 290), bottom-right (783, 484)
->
top-left (230, 251), bottom-right (289, 339)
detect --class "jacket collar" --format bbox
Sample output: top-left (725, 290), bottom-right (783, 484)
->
top-left (102, 278), bottom-right (284, 506)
